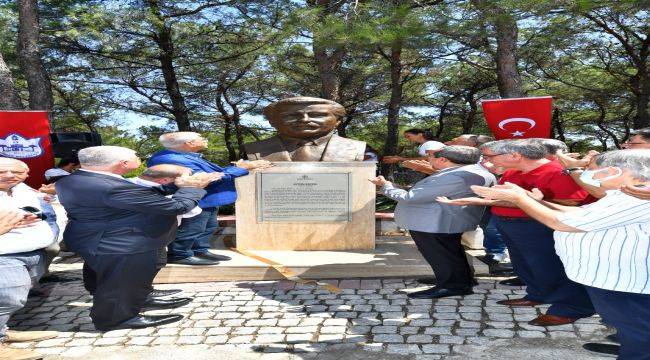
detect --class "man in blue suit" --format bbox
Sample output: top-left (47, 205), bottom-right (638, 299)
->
top-left (56, 146), bottom-right (214, 331)
top-left (148, 132), bottom-right (271, 265)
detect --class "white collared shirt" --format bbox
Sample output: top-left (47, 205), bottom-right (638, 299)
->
top-left (78, 168), bottom-right (124, 179)
top-left (554, 190), bottom-right (650, 294)
top-left (126, 177), bottom-right (202, 224)
top-left (0, 183), bottom-right (57, 255)
top-left (44, 168), bottom-right (70, 180)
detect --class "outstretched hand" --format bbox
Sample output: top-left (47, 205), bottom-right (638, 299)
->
top-left (621, 185), bottom-right (650, 200)
top-left (402, 160), bottom-right (434, 174)
top-left (0, 210), bottom-right (24, 235)
top-left (174, 173), bottom-right (214, 189)
top-left (234, 159), bottom-right (273, 171)
top-left (436, 196), bottom-right (490, 206)
top-left (369, 176), bottom-right (391, 187)
top-left (471, 182), bottom-right (529, 203)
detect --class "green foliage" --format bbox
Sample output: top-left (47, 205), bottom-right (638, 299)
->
top-left (0, 0), bottom-right (647, 155)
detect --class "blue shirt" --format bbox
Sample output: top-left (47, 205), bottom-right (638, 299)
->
top-left (147, 149), bottom-right (249, 208)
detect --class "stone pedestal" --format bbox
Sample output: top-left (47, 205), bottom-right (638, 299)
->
top-left (234, 162), bottom-right (376, 251)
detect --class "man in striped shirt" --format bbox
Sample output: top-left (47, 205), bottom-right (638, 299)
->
top-left (471, 149), bottom-right (650, 359)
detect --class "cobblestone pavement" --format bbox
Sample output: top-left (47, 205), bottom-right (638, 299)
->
top-left (7, 264), bottom-right (613, 359)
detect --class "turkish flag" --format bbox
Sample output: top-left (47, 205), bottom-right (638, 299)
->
top-left (0, 111), bottom-right (54, 189)
top-left (481, 96), bottom-right (553, 140)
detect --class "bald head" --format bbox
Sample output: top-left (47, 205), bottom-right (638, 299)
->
top-left (0, 157), bottom-right (29, 170)
top-left (159, 132), bottom-right (208, 152)
top-left (0, 157), bottom-right (29, 191)
top-left (139, 164), bottom-right (192, 185)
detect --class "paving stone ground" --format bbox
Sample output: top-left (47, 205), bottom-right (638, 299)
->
top-left (6, 259), bottom-right (614, 359)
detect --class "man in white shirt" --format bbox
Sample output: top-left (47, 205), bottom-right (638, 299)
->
top-left (471, 149), bottom-right (650, 359)
top-left (43, 156), bottom-right (80, 183)
top-left (0, 158), bottom-right (59, 360)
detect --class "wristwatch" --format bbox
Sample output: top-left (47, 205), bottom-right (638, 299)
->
top-left (562, 167), bottom-right (584, 175)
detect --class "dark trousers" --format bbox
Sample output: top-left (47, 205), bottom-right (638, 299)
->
top-left (494, 216), bottom-right (595, 318)
top-left (167, 207), bottom-right (218, 261)
top-left (585, 286), bottom-right (650, 360)
top-left (409, 230), bottom-right (474, 290)
top-left (81, 251), bottom-right (157, 330)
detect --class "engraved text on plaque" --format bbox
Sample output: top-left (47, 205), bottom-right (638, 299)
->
top-left (256, 172), bottom-right (351, 222)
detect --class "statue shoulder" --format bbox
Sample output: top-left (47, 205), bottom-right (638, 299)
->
top-left (244, 136), bottom-right (282, 152)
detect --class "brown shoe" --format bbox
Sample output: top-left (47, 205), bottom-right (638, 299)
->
top-left (4, 330), bottom-right (59, 343)
top-left (0, 344), bottom-right (42, 360)
top-left (497, 298), bottom-right (544, 307)
top-left (528, 314), bottom-right (578, 326)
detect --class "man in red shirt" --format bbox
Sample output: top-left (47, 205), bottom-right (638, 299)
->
top-left (480, 139), bottom-right (595, 326)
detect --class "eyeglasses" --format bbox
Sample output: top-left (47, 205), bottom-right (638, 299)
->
top-left (481, 153), bottom-right (506, 159)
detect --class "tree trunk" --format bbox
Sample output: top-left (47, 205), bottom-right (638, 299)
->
top-left (309, 0), bottom-right (346, 102)
top-left (16, 0), bottom-right (53, 112)
top-left (472, 0), bottom-right (524, 98)
top-left (147, 0), bottom-right (191, 131)
top-left (0, 52), bottom-right (23, 109)
top-left (381, 39), bottom-right (403, 175)
top-left (552, 108), bottom-right (566, 142)
top-left (313, 45), bottom-right (344, 101)
top-left (631, 66), bottom-right (649, 129)
top-left (222, 115), bottom-right (237, 161)
top-left (463, 92), bottom-right (478, 133)
top-left (493, 9), bottom-right (524, 98)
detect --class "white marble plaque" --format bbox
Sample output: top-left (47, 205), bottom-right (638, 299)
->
top-left (256, 172), bottom-right (351, 222)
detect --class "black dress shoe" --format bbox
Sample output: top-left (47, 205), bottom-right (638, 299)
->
top-left (417, 278), bottom-right (478, 286)
top-left (582, 343), bottom-right (620, 356)
top-left (606, 333), bottom-right (619, 343)
top-left (416, 277), bottom-right (437, 285)
top-left (499, 277), bottom-right (526, 286)
top-left (144, 297), bottom-right (192, 309)
top-left (99, 315), bottom-right (184, 331)
top-left (149, 289), bottom-right (183, 298)
top-left (407, 287), bottom-right (473, 299)
top-left (195, 252), bottom-right (232, 261)
top-left (489, 262), bottom-right (514, 276)
top-left (168, 256), bottom-right (219, 266)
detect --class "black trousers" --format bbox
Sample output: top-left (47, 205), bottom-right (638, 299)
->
top-left (81, 251), bottom-right (158, 330)
top-left (409, 230), bottom-right (474, 290)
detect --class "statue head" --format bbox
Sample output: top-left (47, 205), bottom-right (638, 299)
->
top-left (263, 97), bottom-right (346, 139)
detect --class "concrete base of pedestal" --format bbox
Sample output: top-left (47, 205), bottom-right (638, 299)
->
top-left (153, 236), bottom-right (436, 284)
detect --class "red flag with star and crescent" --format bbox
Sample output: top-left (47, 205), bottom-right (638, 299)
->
top-left (481, 96), bottom-right (553, 140)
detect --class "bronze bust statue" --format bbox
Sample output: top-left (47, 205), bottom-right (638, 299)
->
top-left (245, 97), bottom-right (366, 162)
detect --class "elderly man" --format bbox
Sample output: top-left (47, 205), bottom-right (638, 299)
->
top-left (472, 149), bottom-right (650, 359)
top-left (0, 158), bottom-right (59, 360)
top-left (443, 140), bottom-right (595, 326)
top-left (244, 97), bottom-right (366, 161)
top-left (405, 134), bottom-right (512, 277)
top-left (370, 146), bottom-right (496, 299)
top-left (56, 146), bottom-right (212, 331)
top-left (128, 164), bottom-right (212, 299)
top-left (148, 132), bottom-right (270, 265)
top-left (445, 134), bottom-right (494, 147)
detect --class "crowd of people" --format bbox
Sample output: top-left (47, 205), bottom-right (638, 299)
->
top-left (371, 127), bottom-right (650, 359)
top-left (0, 128), bottom-right (648, 360)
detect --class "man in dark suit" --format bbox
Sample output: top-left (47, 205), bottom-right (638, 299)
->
top-left (56, 146), bottom-right (214, 331)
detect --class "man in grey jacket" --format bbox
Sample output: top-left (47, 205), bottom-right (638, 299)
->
top-left (370, 146), bottom-right (496, 299)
